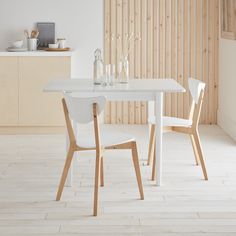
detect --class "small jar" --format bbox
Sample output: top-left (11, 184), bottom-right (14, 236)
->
top-left (57, 38), bottom-right (66, 49)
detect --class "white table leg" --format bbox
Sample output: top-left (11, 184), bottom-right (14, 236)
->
top-left (155, 92), bottom-right (163, 186)
top-left (147, 101), bottom-right (155, 163)
top-left (148, 101), bottom-right (155, 120)
top-left (148, 100), bottom-right (155, 132)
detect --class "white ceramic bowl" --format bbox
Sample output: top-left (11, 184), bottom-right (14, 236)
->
top-left (12, 40), bottom-right (23, 48)
top-left (48, 43), bottom-right (59, 49)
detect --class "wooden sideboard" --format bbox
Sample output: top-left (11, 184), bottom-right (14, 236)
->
top-left (0, 51), bottom-right (77, 134)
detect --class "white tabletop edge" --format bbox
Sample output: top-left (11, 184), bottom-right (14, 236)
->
top-left (43, 78), bottom-right (186, 93)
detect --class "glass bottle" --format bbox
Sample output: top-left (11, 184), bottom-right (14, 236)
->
top-left (93, 49), bottom-right (104, 85)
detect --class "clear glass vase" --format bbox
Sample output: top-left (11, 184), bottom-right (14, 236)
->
top-left (118, 57), bottom-right (129, 83)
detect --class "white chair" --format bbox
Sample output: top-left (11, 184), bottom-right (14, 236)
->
top-left (147, 78), bottom-right (208, 181)
top-left (56, 94), bottom-right (144, 216)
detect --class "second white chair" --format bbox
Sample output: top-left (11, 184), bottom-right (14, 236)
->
top-left (147, 78), bottom-right (208, 181)
top-left (56, 94), bottom-right (144, 216)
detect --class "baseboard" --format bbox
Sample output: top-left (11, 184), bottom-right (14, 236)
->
top-left (0, 126), bottom-right (65, 135)
top-left (217, 110), bottom-right (236, 141)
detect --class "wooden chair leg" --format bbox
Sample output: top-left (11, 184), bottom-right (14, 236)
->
top-left (93, 152), bottom-right (101, 216)
top-left (56, 147), bottom-right (74, 201)
top-left (151, 146), bottom-right (156, 181)
top-left (193, 131), bottom-right (208, 180)
top-left (147, 125), bottom-right (155, 165)
top-left (190, 134), bottom-right (200, 166)
top-left (131, 142), bottom-right (144, 200)
top-left (100, 156), bottom-right (104, 187)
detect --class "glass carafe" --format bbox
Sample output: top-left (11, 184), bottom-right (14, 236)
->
top-left (93, 49), bottom-right (104, 85)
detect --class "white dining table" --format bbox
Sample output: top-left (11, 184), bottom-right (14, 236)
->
top-left (44, 78), bottom-right (185, 186)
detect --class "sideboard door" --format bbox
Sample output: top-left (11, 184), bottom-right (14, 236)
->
top-left (19, 57), bottom-right (70, 126)
top-left (0, 57), bottom-right (18, 126)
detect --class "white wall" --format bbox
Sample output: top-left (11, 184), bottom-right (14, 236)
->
top-left (218, 39), bottom-right (236, 141)
top-left (0, 0), bottom-right (103, 77)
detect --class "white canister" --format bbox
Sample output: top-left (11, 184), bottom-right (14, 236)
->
top-left (57, 38), bottom-right (66, 49)
top-left (27, 38), bottom-right (39, 51)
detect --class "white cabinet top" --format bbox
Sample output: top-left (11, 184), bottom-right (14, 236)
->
top-left (0, 49), bottom-right (77, 57)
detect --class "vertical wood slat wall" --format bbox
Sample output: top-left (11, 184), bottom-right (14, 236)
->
top-left (104, 0), bottom-right (219, 124)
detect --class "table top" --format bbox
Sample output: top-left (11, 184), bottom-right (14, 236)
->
top-left (44, 78), bottom-right (186, 93)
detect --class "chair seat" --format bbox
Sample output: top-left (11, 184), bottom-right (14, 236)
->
top-left (148, 116), bottom-right (192, 127)
top-left (76, 130), bottom-right (135, 148)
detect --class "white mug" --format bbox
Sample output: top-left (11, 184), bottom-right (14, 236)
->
top-left (27, 38), bottom-right (39, 51)
top-left (57, 38), bottom-right (66, 49)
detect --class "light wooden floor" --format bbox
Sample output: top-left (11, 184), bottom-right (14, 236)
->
top-left (0, 125), bottom-right (236, 236)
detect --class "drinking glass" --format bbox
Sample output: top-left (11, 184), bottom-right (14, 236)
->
top-left (109, 64), bottom-right (115, 86)
top-left (104, 64), bottom-right (115, 86)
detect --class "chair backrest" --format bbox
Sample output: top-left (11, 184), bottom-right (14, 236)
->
top-left (188, 78), bottom-right (206, 104)
top-left (188, 78), bottom-right (205, 126)
top-left (64, 93), bottom-right (106, 124)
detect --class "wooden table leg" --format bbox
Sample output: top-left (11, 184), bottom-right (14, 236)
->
top-left (65, 120), bottom-right (77, 187)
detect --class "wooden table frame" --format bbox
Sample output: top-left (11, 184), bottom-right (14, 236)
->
top-left (44, 79), bottom-right (185, 186)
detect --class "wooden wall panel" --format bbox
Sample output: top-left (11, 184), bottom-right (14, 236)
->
top-left (202, 0), bottom-right (208, 124)
top-left (110, 0), bottom-right (117, 124)
top-left (122, 0), bottom-right (129, 124)
top-left (177, 0), bottom-right (184, 119)
top-left (140, 0), bottom-right (148, 124)
top-left (134, 0), bottom-right (141, 124)
top-left (104, 0), bottom-right (219, 124)
top-left (171, 0), bottom-right (178, 117)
